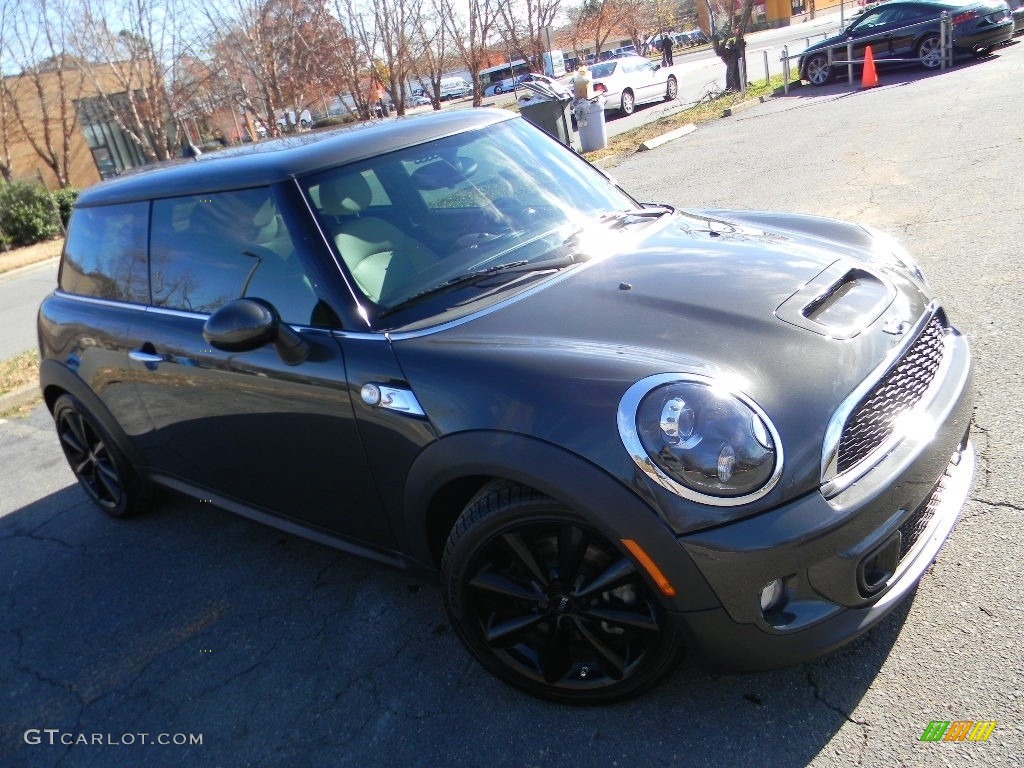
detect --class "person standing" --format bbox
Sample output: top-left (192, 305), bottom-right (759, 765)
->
top-left (661, 33), bottom-right (674, 66)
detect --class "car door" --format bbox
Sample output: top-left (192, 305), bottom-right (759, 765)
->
top-left (129, 184), bottom-right (396, 548)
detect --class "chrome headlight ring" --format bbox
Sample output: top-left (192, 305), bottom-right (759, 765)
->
top-left (617, 373), bottom-right (784, 507)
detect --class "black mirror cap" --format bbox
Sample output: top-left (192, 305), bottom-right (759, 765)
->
top-left (203, 298), bottom-right (279, 352)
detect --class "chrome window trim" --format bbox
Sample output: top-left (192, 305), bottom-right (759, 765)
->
top-left (820, 300), bottom-right (945, 496)
top-left (617, 372), bottom-right (785, 508)
top-left (52, 289), bottom-right (148, 312)
top-left (55, 291), bottom-right (333, 337)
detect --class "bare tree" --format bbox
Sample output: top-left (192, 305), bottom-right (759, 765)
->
top-left (0, 3), bottom-right (19, 182)
top-left (436, 0), bottom-right (502, 107)
top-left (408, 11), bottom-right (453, 108)
top-left (0, 0), bottom-right (85, 187)
top-left (70, 0), bottom-right (196, 162)
top-left (203, 0), bottom-right (343, 135)
top-left (365, 0), bottom-right (424, 116)
top-left (706, 0), bottom-right (754, 90)
top-left (571, 0), bottom-right (619, 60)
top-left (331, 0), bottom-right (388, 120)
top-left (496, 0), bottom-right (563, 70)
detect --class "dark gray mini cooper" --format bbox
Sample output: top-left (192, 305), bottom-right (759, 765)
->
top-left (38, 109), bottom-right (974, 703)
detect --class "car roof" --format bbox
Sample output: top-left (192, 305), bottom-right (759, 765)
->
top-left (77, 108), bottom-right (515, 207)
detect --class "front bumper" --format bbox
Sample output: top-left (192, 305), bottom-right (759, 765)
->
top-left (671, 440), bottom-right (973, 671)
top-left (666, 326), bottom-right (974, 671)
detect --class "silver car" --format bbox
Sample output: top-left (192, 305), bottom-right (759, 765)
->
top-left (589, 55), bottom-right (678, 115)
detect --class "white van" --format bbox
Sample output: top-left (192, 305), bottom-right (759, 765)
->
top-left (439, 77), bottom-right (473, 100)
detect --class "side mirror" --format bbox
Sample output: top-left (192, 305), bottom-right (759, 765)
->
top-left (203, 298), bottom-right (309, 365)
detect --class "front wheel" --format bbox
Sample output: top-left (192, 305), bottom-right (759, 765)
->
top-left (918, 34), bottom-right (943, 69)
top-left (804, 53), bottom-right (833, 86)
top-left (620, 89), bottom-right (636, 115)
top-left (665, 75), bottom-right (678, 101)
top-left (441, 482), bottom-right (685, 704)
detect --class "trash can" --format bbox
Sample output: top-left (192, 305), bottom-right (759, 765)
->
top-left (519, 94), bottom-right (575, 148)
top-left (573, 96), bottom-right (607, 152)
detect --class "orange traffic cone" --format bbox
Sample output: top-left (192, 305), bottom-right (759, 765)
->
top-left (862, 45), bottom-right (879, 89)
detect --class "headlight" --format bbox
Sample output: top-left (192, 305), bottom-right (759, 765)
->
top-left (618, 374), bottom-right (783, 507)
top-left (862, 225), bottom-right (927, 286)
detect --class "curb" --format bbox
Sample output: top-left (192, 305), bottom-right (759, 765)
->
top-left (721, 95), bottom-right (768, 118)
top-left (0, 384), bottom-right (42, 414)
top-left (639, 123), bottom-right (697, 151)
top-left (0, 255), bottom-right (60, 283)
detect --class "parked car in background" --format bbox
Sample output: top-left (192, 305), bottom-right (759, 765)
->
top-left (439, 77), bottom-right (473, 100)
top-left (589, 55), bottom-right (678, 115)
top-left (677, 29), bottom-right (709, 46)
top-left (40, 108), bottom-right (974, 705)
top-left (800, 0), bottom-right (1014, 85)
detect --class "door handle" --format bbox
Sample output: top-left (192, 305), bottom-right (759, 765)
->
top-left (129, 350), bottom-right (167, 363)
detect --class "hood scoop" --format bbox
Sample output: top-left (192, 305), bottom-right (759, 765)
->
top-left (776, 261), bottom-right (895, 339)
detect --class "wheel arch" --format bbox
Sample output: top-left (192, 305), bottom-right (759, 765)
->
top-left (39, 358), bottom-right (146, 469)
top-left (401, 430), bottom-right (719, 611)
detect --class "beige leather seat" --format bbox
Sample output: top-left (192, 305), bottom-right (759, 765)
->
top-left (317, 173), bottom-right (436, 303)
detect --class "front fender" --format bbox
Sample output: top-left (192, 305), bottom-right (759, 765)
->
top-left (400, 430), bottom-right (720, 612)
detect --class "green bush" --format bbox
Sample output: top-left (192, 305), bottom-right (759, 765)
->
top-left (0, 181), bottom-right (62, 248)
top-left (50, 187), bottom-right (79, 229)
top-left (313, 114), bottom-right (357, 129)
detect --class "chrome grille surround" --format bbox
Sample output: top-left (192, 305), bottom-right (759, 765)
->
top-left (821, 301), bottom-right (953, 497)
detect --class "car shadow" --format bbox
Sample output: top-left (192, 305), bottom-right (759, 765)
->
top-left (0, 481), bottom-right (910, 767)
top-left (779, 44), bottom-right (1015, 98)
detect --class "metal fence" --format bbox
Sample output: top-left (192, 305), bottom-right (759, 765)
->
top-left (779, 12), bottom-right (955, 93)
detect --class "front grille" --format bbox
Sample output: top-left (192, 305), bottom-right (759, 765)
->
top-left (837, 315), bottom-right (947, 474)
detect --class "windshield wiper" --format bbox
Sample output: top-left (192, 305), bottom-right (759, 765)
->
top-left (380, 255), bottom-right (579, 317)
top-left (596, 206), bottom-right (673, 230)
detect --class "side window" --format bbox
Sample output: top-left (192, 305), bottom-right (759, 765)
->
top-left (60, 202), bottom-right (148, 303)
top-left (149, 188), bottom-right (321, 324)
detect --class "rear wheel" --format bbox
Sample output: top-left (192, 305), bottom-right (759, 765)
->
top-left (53, 394), bottom-right (150, 517)
top-left (665, 75), bottom-right (678, 101)
top-left (804, 53), bottom-right (833, 86)
top-left (441, 482), bottom-right (685, 704)
top-left (918, 34), bottom-right (943, 68)
top-left (620, 89), bottom-right (636, 115)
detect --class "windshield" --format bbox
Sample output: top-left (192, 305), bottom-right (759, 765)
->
top-left (301, 118), bottom-right (638, 319)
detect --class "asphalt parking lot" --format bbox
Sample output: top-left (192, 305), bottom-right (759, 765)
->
top-left (2, 41), bottom-right (1023, 768)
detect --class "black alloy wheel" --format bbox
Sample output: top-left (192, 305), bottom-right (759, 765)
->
top-left (665, 75), bottom-right (679, 101)
top-left (442, 482), bottom-right (684, 704)
top-left (53, 394), bottom-right (149, 517)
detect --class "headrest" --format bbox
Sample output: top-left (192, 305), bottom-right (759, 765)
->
top-left (252, 197), bottom-right (277, 227)
top-left (318, 174), bottom-right (372, 215)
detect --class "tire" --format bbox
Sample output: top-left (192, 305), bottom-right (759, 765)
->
top-left (665, 75), bottom-right (678, 101)
top-left (494, 85), bottom-right (503, 95)
top-left (804, 53), bottom-right (833, 86)
top-left (620, 89), bottom-right (636, 116)
top-left (52, 394), bottom-right (150, 517)
top-left (441, 481), bottom-right (685, 704)
top-left (918, 34), bottom-right (943, 69)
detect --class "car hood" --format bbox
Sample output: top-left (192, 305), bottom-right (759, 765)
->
top-left (392, 209), bottom-right (934, 505)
